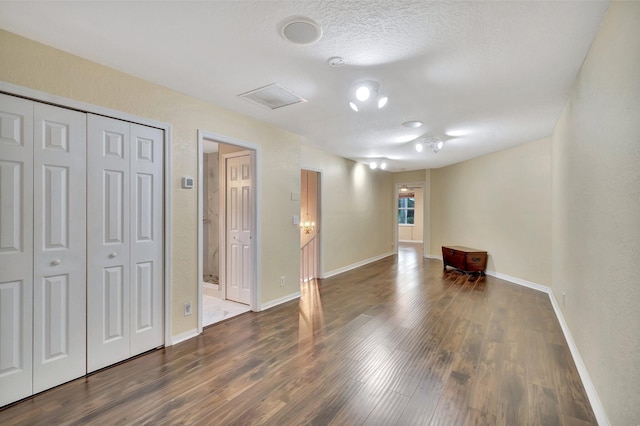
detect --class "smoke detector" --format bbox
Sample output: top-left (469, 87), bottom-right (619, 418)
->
top-left (328, 56), bottom-right (346, 67)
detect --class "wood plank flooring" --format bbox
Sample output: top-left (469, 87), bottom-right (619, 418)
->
top-left (0, 244), bottom-right (596, 425)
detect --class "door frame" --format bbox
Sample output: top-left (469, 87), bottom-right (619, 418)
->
top-left (197, 130), bottom-right (260, 333)
top-left (394, 181), bottom-right (428, 257)
top-left (0, 81), bottom-right (174, 346)
top-left (300, 168), bottom-right (323, 279)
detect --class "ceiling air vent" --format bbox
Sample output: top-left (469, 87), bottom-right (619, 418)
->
top-left (238, 83), bottom-right (307, 110)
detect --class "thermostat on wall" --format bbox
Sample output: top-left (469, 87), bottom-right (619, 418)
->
top-left (182, 176), bottom-right (194, 189)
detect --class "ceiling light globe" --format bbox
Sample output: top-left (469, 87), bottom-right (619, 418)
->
top-left (356, 86), bottom-right (371, 101)
top-left (380, 162), bottom-right (387, 170)
top-left (349, 102), bottom-right (358, 112)
top-left (369, 162), bottom-right (377, 169)
top-left (415, 143), bottom-right (424, 152)
top-left (377, 96), bottom-right (388, 108)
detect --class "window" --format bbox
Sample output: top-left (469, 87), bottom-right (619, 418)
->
top-left (398, 196), bottom-right (415, 225)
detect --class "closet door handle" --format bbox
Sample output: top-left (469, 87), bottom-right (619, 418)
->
top-left (51, 259), bottom-right (61, 266)
top-left (109, 252), bottom-right (117, 259)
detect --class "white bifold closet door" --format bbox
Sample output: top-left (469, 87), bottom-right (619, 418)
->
top-left (0, 94), bottom-right (87, 405)
top-left (86, 114), bottom-right (163, 373)
top-left (32, 103), bottom-right (87, 392)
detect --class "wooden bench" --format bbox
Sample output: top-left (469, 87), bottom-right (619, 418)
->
top-left (442, 246), bottom-right (487, 274)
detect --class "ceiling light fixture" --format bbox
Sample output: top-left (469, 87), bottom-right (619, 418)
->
top-left (415, 136), bottom-right (445, 153)
top-left (402, 121), bottom-right (423, 128)
top-left (400, 184), bottom-right (409, 192)
top-left (428, 137), bottom-right (445, 153)
top-left (368, 159), bottom-right (388, 170)
top-left (349, 80), bottom-right (388, 112)
top-left (356, 85), bottom-right (371, 101)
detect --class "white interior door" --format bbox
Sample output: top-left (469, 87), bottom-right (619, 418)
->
top-left (32, 102), bottom-right (87, 392)
top-left (129, 123), bottom-right (163, 356)
top-left (226, 154), bottom-right (252, 305)
top-left (0, 94), bottom-right (34, 406)
top-left (87, 114), bottom-right (131, 372)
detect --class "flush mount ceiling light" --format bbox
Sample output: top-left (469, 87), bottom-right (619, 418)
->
top-left (281, 17), bottom-right (323, 45)
top-left (400, 184), bottom-right (409, 192)
top-left (349, 80), bottom-right (388, 112)
top-left (402, 121), bottom-right (423, 128)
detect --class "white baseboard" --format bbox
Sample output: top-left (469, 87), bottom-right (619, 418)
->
top-left (170, 328), bottom-right (199, 346)
top-left (259, 291), bottom-right (301, 311)
top-left (482, 270), bottom-right (609, 425)
top-left (426, 254), bottom-right (442, 260)
top-left (399, 239), bottom-right (423, 243)
top-left (484, 269), bottom-right (551, 293)
top-left (546, 290), bottom-right (610, 425)
top-left (323, 251), bottom-right (394, 279)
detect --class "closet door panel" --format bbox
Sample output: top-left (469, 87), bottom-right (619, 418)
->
top-left (32, 103), bottom-right (86, 392)
top-left (130, 124), bottom-right (163, 355)
top-left (87, 114), bottom-right (131, 373)
top-left (0, 94), bottom-right (33, 406)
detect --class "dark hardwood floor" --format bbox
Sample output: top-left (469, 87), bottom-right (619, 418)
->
top-left (0, 244), bottom-right (596, 425)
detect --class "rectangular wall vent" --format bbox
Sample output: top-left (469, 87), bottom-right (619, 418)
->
top-left (238, 83), bottom-right (306, 110)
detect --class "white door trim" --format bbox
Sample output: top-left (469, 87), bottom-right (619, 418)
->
top-left (0, 81), bottom-right (173, 347)
top-left (197, 130), bottom-right (260, 333)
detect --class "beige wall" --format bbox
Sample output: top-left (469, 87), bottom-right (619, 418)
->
top-left (301, 145), bottom-right (394, 274)
top-left (0, 30), bottom-right (303, 337)
top-left (551, 2), bottom-right (640, 423)
top-left (430, 138), bottom-right (552, 285)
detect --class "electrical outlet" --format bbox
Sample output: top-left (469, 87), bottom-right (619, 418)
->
top-left (280, 276), bottom-right (285, 287)
top-left (184, 302), bottom-right (192, 316)
top-left (562, 292), bottom-right (566, 307)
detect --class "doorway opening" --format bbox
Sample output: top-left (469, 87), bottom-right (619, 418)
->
top-left (300, 169), bottom-right (321, 282)
top-left (395, 183), bottom-right (425, 256)
top-left (198, 134), bottom-right (258, 330)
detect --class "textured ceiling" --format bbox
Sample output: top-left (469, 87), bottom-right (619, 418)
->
top-left (0, 1), bottom-right (609, 171)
